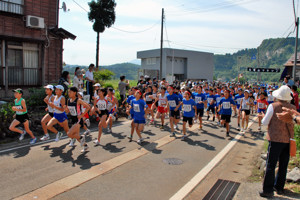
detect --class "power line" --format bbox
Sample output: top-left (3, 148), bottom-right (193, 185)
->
top-left (71, 0), bottom-right (159, 34)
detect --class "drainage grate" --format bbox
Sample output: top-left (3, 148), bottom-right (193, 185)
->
top-left (163, 158), bottom-right (183, 165)
top-left (203, 179), bottom-right (240, 200)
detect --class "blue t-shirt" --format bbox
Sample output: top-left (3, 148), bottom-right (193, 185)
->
top-left (131, 99), bottom-right (147, 120)
top-left (234, 94), bottom-right (244, 106)
top-left (182, 98), bottom-right (196, 117)
top-left (207, 94), bottom-right (216, 107)
top-left (219, 97), bottom-right (236, 115)
top-left (177, 93), bottom-right (183, 110)
top-left (127, 95), bottom-right (135, 114)
top-left (193, 93), bottom-right (207, 109)
top-left (167, 93), bottom-right (180, 111)
top-left (215, 94), bottom-right (222, 106)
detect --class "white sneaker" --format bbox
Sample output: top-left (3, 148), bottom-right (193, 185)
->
top-left (40, 134), bottom-right (50, 141)
top-left (175, 125), bottom-right (179, 130)
top-left (55, 132), bottom-right (63, 142)
top-left (69, 138), bottom-right (76, 147)
top-left (107, 128), bottom-right (112, 133)
top-left (85, 119), bottom-right (90, 127)
top-left (137, 138), bottom-right (144, 144)
top-left (94, 139), bottom-right (100, 145)
top-left (84, 129), bottom-right (91, 135)
top-left (19, 131), bottom-right (26, 141)
top-left (81, 145), bottom-right (89, 153)
top-left (80, 135), bottom-right (85, 147)
top-left (258, 126), bottom-right (261, 131)
top-left (240, 128), bottom-right (244, 133)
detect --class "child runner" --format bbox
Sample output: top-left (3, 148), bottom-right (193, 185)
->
top-left (218, 90), bottom-right (235, 137)
top-left (47, 85), bottom-right (69, 142)
top-left (78, 92), bottom-right (91, 135)
top-left (180, 89), bottom-right (197, 140)
top-left (131, 90), bottom-right (148, 144)
top-left (194, 85), bottom-right (207, 129)
top-left (174, 86), bottom-right (183, 130)
top-left (234, 88), bottom-right (244, 130)
top-left (93, 83), bottom-right (101, 121)
top-left (206, 88), bottom-right (216, 121)
top-left (167, 85), bottom-right (181, 137)
top-left (106, 88), bottom-right (118, 133)
top-left (126, 87), bottom-right (136, 141)
top-left (144, 86), bottom-right (154, 124)
top-left (267, 89), bottom-right (275, 104)
top-left (65, 87), bottom-right (90, 152)
top-left (239, 90), bottom-right (253, 132)
top-left (154, 86), bottom-right (168, 129)
top-left (256, 92), bottom-right (269, 131)
top-left (93, 88), bottom-right (109, 145)
top-left (9, 88), bottom-right (37, 144)
top-left (215, 87), bottom-right (222, 125)
top-left (40, 85), bottom-right (55, 141)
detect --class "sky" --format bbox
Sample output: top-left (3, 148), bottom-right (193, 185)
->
top-left (59, 0), bottom-right (298, 66)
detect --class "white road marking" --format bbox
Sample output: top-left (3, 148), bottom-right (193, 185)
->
top-left (169, 116), bottom-right (258, 200)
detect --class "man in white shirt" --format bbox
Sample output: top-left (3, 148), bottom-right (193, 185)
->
top-left (73, 70), bottom-right (83, 92)
top-left (85, 64), bottom-right (95, 103)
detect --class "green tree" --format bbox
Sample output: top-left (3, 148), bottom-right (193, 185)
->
top-left (94, 69), bottom-right (115, 83)
top-left (88, 0), bottom-right (116, 70)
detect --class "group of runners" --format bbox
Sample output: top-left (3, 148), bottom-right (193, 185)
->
top-left (8, 79), bottom-right (282, 153)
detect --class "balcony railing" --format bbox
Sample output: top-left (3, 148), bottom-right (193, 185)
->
top-left (1, 67), bottom-right (41, 87)
top-left (0, 0), bottom-right (24, 15)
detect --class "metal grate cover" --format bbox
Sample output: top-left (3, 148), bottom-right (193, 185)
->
top-left (203, 179), bottom-right (240, 200)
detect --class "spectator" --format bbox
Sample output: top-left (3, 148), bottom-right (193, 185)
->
top-left (118, 75), bottom-right (129, 104)
top-left (292, 85), bottom-right (299, 111)
top-left (85, 64), bottom-right (95, 103)
top-left (73, 70), bottom-right (84, 92)
top-left (58, 71), bottom-right (70, 96)
top-left (259, 85), bottom-right (296, 198)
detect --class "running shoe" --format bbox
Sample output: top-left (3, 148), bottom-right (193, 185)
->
top-left (19, 131), bottom-right (26, 141)
top-left (217, 121), bottom-right (221, 126)
top-left (160, 125), bottom-right (164, 129)
top-left (181, 135), bottom-right (187, 141)
top-left (175, 125), bottom-right (180, 130)
top-left (240, 128), bottom-right (244, 133)
top-left (258, 126), bottom-right (261, 131)
top-left (81, 144), bottom-right (89, 153)
top-left (226, 132), bottom-right (230, 137)
top-left (207, 116), bottom-right (210, 120)
top-left (213, 116), bottom-right (215, 121)
top-left (30, 137), bottom-right (37, 145)
top-left (107, 128), bottom-right (112, 133)
top-left (80, 135), bottom-right (85, 147)
top-left (69, 138), bottom-right (76, 147)
top-left (55, 132), bottom-right (63, 142)
top-left (128, 136), bottom-right (133, 142)
top-left (199, 125), bottom-right (202, 129)
top-left (150, 119), bottom-right (154, 124)
top-left (84, 129), bottom-right (91, 135)
top-left (170, 132), bottom-right (176, 137)
top-left (85, 119), bottom-right (90, 127)
top-left (93, 139), bottom-right (100, 145)
top-left (40, 134), bottom-right (50, 141)
top-left (137, 138), bottom-right (144, 144)
top-left (194, 119), bottom-right (197, 124)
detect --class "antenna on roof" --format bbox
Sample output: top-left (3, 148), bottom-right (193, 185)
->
top-left (60, 2), bottom-right (70, 12)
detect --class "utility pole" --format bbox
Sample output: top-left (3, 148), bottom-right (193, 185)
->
top-left (293, 17), bottom-right (299, 81)
top-left (159, 8), bottom-right (164, 80)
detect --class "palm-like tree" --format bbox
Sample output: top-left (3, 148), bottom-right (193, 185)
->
top-left (88, 0), bottom-right (116, 70)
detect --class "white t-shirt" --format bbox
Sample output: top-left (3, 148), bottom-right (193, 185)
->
top-left (86, 70), bottom-right (94, 82)
top-left (73, 76), bottom-right (83, 91)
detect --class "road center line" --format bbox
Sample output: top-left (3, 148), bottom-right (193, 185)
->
top-left (169, 116), bottom-right (258, 200)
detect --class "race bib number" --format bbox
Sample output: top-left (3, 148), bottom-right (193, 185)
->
top-left (83, 95), bottom-right (90, 103)
top-left (222, 102), bottom-right (231, 109)
top-left (97, 101), bottom-right (107, 110)
top-left (216, 97), bottom-right (221, 103)
top-left (133, 104), bottom-right (140, 112)
top-left (183, 104), bottom-right (192, 112)
top-left (160, 100), bottom-right (167, 107)
top-left (146, 96), bottom-right (152, 102)
top-left (207, 98), bottom-right (213, 104)
top-left (195, 97), bottom-right (202, 103)
top-left (258, 102), bottom-right (264, 109)
top-left (243, 103), bottom-right (250, 110)
top-left (68, 106), bottom-right (77, 116)
top-left (16, 106), bottom-right (23, 114)
top-left (168, 100), bottom-right (176, 107)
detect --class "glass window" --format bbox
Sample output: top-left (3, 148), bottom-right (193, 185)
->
top-left (0, 0), bottom-right (24, 15)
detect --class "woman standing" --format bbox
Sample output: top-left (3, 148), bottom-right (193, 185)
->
top-left (259, 85), bottom-right (296, 198)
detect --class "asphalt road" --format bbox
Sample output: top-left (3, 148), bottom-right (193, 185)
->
top-left (0, 114), bottom-right (261, 200)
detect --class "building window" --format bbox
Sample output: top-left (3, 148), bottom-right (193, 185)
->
top-left (0, 0), bottom-right (24, 15)
top-left (7, 41), bottom-right (40, 86)
top-left (146, 57), bottom-right (156, 65)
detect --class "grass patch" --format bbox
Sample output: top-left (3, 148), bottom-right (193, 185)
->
top-left (248, 167), bottom-right (264, 183)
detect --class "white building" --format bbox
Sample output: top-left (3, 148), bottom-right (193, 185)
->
top-left (137, 48), bottom-right (214, 81)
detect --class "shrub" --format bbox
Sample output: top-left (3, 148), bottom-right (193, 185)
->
top-left (294, 125), bottom-right (300, 151)
top-left (0, 102), bottom-right (14, 139)
top-left (94, 69), bottom-right (115, 82)
top-left (27, 87), bottom-right (46, 107)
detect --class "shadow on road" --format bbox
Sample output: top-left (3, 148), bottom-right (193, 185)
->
top-left (183, 137), bottom-right (216, 151)
top-left (100, 140), bottom-right (125, 153)
top-left (12, 146), bottom-right (31, 158)
top-left (140, 141), bottom-right (162, 154)
top-left (201, 129), bottom-right (225, 140)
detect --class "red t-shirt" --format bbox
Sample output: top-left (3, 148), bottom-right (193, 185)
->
top-left (293, 92), bottom-right (299, 110)
top-left (257, 99), bottom-right (269, 110)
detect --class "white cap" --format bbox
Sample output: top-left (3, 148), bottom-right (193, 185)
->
top-left (93, 83), bottom-right (101, 87)
top-left (78, 92), bottom-right (83, 97)
top-left (44, 85), bottom-right (54, 90)
top-left (56, 85), bottom-right (64, 91)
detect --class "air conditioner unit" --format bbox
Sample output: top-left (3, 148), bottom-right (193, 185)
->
top-left (26, 15), bottom-right (45, 29)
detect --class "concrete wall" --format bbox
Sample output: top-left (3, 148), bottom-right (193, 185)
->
top-left (137, 48), bottom-right (214, 81)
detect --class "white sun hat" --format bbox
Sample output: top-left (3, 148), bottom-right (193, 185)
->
top-left (272, 85), bottom-right (292, 101)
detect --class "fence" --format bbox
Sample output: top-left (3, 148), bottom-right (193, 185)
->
top-left (1, 67), bottom-right (41, 87)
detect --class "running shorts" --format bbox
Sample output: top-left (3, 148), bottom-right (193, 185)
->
top-left (53, 112), bottom-right (68, 123)
top-left (16, 113), bottom-right (29, 124)
top-left (221, 114), bottom-right (231, 123)
top-left (183, 116), bottom-right (193, 125)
